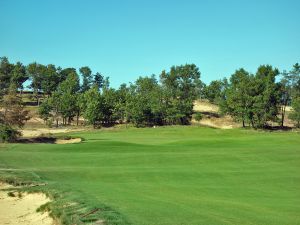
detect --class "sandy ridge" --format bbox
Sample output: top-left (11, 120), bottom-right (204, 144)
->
top-left (0, 183), bottom-right (55, 225)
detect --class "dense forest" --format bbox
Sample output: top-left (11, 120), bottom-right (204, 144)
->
top-left (0, 56), bottom-right (300, 141)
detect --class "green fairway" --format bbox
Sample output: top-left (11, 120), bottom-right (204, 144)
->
top-left (0, 126), bottom-right (300, 225)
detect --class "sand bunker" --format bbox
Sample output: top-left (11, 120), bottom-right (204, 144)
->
top-left (55, 138), bottom-right (82, 144)
top-left (0, 183), bottom-right (54, 225)
top-left (21, 128), bottom-right (86, 138)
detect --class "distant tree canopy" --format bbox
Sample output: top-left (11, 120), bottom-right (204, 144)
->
top-left (219, 64), bottom-right (300, 128)
top-left (203, 78), bottom-right (228, 104)
top-left (27, 61), bottom-right (202, 128)
top-left (0, 84), bottom-right (29, 142)
top-left (0, 57), bottom-right (28, 96)
top-left (1, 56), bottom-right (300, 130)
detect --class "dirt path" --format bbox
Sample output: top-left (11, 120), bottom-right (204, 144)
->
top-left (0, 183), bottom-right (55, 225)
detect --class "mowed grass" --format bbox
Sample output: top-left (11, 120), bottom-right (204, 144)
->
top-left (0, 126), bottom-right (300, 225)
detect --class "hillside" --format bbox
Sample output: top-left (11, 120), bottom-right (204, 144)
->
top-left (9, 96), bottom-right (297, 137)
top-left (193, 100), bottom-right (240, 129)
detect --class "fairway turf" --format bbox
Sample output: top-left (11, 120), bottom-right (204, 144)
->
top-left (0, 126), bottom-right (300, 225)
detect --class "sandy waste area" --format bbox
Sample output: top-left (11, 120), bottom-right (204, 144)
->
top-left (0, 183), bottom-right (55, 225)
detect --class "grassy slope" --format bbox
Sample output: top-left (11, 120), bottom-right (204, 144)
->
top-left (0, 126), bottom-right (300, 225)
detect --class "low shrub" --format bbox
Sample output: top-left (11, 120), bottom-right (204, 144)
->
top-left (0, 124), bottom-right (21, 143)
top-left (194, 112), bottom-right (203, 122)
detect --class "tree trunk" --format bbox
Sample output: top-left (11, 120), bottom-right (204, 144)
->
top-left (76, 111), bottom-right (80, 126)
top-left (281, 103), bottom-right (287, 127)
top-left (242, 119), bottom-right (245, 128)
top-left (251, 119), bottom-right (255, 128)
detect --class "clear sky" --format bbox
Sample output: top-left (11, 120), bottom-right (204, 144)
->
top-left (1, 0), bottom-right (299, 87)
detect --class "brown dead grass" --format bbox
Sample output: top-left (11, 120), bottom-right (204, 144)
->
top-left (195, 116), bottom-right (240, 129)
top-left (193, 100), bottom-right (240, 129)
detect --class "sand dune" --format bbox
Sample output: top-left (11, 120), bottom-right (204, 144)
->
top-left (0, 183), bottom-right (54, 225)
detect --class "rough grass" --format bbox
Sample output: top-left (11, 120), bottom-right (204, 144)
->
top-left (0, 126), bottom-right (300, 225)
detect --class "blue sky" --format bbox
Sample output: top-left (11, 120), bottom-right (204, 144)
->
top-left (1, 0), bottom-right (299, 87)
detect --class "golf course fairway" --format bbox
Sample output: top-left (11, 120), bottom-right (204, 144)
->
top-left (0, 126), bottom-right (299, 225)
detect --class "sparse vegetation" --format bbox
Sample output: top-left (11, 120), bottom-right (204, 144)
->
top-left (193, 112), bottom-right (203, 122)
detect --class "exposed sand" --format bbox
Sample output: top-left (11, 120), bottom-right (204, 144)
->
top-left (0, 183), bottom-right (55, 225)
top-left (55, 138), bottom-right (82, 144)
top-left (21, 128), bottom-right (85, 138)
top-left (193, 100), bottom-right (240, 129)
top-left (196, 118), bottom-right (238, 129)
top-left (194, 100), bottom-right (219, 113)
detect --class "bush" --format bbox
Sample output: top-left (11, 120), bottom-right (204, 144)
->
top-left (289, 97), bottom-right (300, 128)
top-left (0, 124), bottom-right (20, 142)
top-left (194, 112), bottom-right (203, 122)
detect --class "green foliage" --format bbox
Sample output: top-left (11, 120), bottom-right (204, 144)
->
top-left (221, 65), bottom-right (280, 128)
top-left (58, 67), bottom-right (77, 83)
top-left (160, 64), bottom-right (202, 125)
top-left (126, 75), bottom-right (162, 126)
top-left (93, 72), bottom-right (104, 90)
top-left (289, 97), bottom-right (300, 127)
top-left (27, 63), bottom-right (46, 94)
top-left (1, 56), bottom-right (299, 130)
top-left (80, 66), bottom-right (93, 92)
top-left (204, 78), bottom-right (228, 104)
top-left (39, 72), bottom-right (81, 126)
top-left (0, 57), bottom-right (14, 96)
top-left (82, 86), bottom-right (104, 127)
top-left (39, 98), bottom-right (53, 122)
top-left (252, 65), bottom-right (280, 127)
top-left (194, 112), bottom-right (202, 121)
top-left (221, 69), bottom-right (253, 127)
top-left (41, 64), bottom-right (61, 95)
top-left (0, 123), bottom-right (20, 142)
top-left (290, 63), bottom-right (300, 97)
top-left (10, 62), bottom-right (28, 90)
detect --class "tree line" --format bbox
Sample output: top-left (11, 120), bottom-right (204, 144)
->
top-left (202, 64), bottom-right (300, 128)
top-left (38, 64), bottom-right (202, 128)
top-left (0, 57), bottom-right (202, 134)
top-left (0, 56), bottom-right (300, 141)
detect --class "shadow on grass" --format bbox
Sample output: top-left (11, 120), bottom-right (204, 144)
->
top-left (16, 137), bottom-right (57, 144)
top-left (263, 125), bottom-right (293, 131)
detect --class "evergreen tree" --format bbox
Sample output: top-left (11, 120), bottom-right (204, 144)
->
top-left (10, 62), bottom-right (28, 92)
top-left (289, 97), bottom-right (300, 128)
top-left (27, 62), bottom-right (45, 105)
top-left (251, 65), bottom-right (280, 128)
top-left (1, 84), bottom-right (29, 128)
top-left (0, 57), bottom-right (14, 97)
top-left (221, 69), bottom-right (252, 127)
top-left (160, 64), bottom-right (202, 125)
top-left (82, 86), bottom-right (104, 127)
top-left (204, 79), bottom-right (228, 104)
top-left (94, 72), bottom-right (104, 90)
top-left (80, 66), bottom-right (92, 92)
